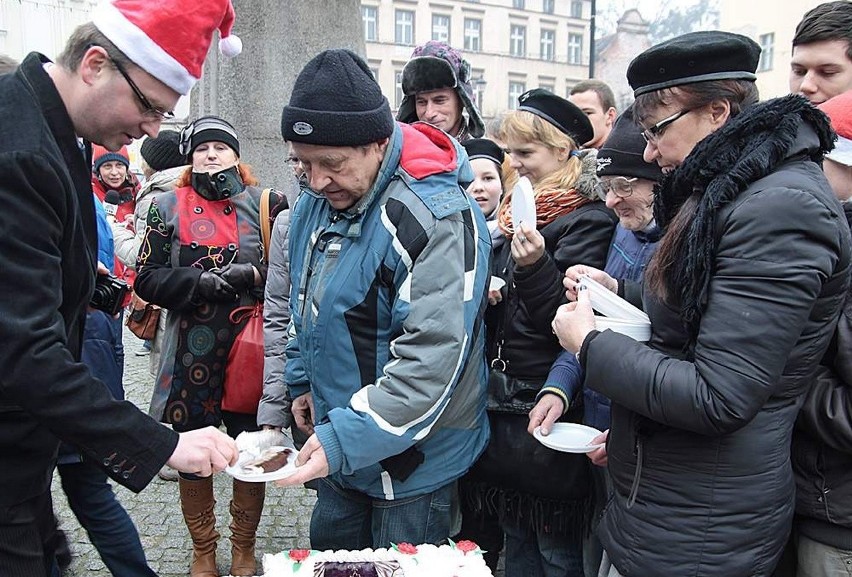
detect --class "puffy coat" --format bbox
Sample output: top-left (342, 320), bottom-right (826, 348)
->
top-left (580, 106), bottom-right (851, 576)
top-left (286, 122), bottom-right (491, 500)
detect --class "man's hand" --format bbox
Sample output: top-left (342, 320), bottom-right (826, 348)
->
top-left (527, 393), bottom-right (565, 435)
top-left (292, 393), bottom-right (315, 435)
top-left (166, 426), bottom-right (238, 477)
top-left (587, 430), bottom-right (609, 467)
top-left (274, 434), bottom-right (328, 487)
top-left (564, 264), bottom-right (617, 301)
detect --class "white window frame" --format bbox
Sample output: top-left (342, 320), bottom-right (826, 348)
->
top-left (395, 10), bottom-right (415, 46)
top-left (432, 14), bottom-right (451, 43)
top-left (464, 18), bottom-right (482, 52)
top-left (540, 29), bottom-right (555, 61)
top-left (362, 6), bottom-right (378, 42)
top-left (510, 24), bottom-right (527, 57)
top-left (568, 33), bottom-right (583, 65)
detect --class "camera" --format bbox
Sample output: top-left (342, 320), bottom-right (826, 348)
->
top-left (90, 273), bottom-right (130, 316)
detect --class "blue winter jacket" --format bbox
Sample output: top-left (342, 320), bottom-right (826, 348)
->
top-left (286, 122), bottom-right (491, 499)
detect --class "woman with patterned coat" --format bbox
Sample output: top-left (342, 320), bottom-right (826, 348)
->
top-left (135, 116), bottom-right (285, 577)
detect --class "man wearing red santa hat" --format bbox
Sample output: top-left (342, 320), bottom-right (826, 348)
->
top-left (0, 1), bottom-right (243, 575)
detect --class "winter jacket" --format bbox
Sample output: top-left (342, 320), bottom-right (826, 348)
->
top-left (792, 202), bottom-right (852, 551)
top-left (112, 164), bottom-right (186, 271)
top-left (258, 208), bottom-right (293, 429)
top-left (286, 122), bottom-right (491, 500)
top-left (0, 53), bottom-right (177, 505)
top-left (487, 201), bottom-right (617, 382)
top-left (135, 184), bottom-right (286, 428)
top-left (579, 99), bottom-right (852, 576)
top-left (541, 223), bottom-right (660, 430)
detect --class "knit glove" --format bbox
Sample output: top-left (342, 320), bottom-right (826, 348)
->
top-left (195, 271), bottom-right (238, 302)
top-left (217, 263), bottom-right (256, 292)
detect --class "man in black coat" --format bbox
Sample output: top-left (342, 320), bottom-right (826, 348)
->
top-left (0, 1), bottom-right (242, 574)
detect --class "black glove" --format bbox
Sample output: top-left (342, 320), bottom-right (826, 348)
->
top-left (195, 271), bottom-right (238, 302)
top-left (217, 263), bottom-right (256, 292)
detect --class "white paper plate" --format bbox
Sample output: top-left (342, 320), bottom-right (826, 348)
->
top-left (489, 276), bottom-right (507, 291)
top-left (595, 317), bottom-right (651, 342)
top-left (225, 446), bottom-right (298, 482)
top-left (580, 275), bottom-right (649, 323)
top-left (533, 423), bottom-right (605, 453)
top-left (511, 176), bottom-right (537, 233)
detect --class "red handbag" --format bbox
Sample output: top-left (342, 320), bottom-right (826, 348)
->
top-left (220, 188), bottom-right (273, 414)
top-left (221, 302), bottom-right (264, 414)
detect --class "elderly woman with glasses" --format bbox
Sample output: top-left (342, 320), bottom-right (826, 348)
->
top-left (554, 31), bottom-right (852, 577)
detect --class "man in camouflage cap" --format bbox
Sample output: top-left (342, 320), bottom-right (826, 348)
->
top-left (397, 41), bottom-right (485, 141)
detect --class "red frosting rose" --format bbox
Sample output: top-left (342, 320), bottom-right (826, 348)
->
top-left (455, 540), bottom-right (479, 554)
top-left (289, 549), bottom-right (311, 563)
top-left (396, 543), bottom-right (418, 554)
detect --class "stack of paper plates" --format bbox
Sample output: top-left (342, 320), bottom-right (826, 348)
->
top-left (579, 275), bottom-right (651, 341)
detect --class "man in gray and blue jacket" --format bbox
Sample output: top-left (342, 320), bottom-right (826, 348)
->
top-left (276, 49), bottom-right (491, 550)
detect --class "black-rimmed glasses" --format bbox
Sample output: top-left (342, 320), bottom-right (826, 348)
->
top-left (641, 109), bottom-right (692, 144)
top-left (596, 177), bottom-right (637, 201)
top-left (106, 54), bottom-right (175, 120)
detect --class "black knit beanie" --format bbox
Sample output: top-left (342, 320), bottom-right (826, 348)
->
top-left (597, 107), bottom-right (663, 182)
top-left (179, 116), bottom-right (240, 159)
top-left (281, 49), bottom-right (394, 146)
top-left (140, 130), bottom-right (185, 171)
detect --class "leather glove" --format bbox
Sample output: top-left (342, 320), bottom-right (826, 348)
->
top-left (217, 263), bottom-right (257, 292)
top-left (195, 271), bottom-right (238, 302)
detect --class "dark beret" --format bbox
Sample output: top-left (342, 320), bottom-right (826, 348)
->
top-left (462, 138), bottom-right (505, 167)
top-left (627, 31), bottom-right (761, 97)
top-left (517, 88), bottom-right (594, 146)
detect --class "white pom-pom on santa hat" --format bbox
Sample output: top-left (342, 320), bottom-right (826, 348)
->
top-left (92, 0), bottom-right (242, 96)
top-left (219, 34), bottom-right (242, 58)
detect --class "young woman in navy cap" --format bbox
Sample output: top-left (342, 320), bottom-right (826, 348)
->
top-left (462, 88), bottom-right (617, 577)
top-left (555, 31), bottom-right (851, 577)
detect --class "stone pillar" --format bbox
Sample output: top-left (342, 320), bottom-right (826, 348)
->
top-left (190, 0), bottom-right (365, 189)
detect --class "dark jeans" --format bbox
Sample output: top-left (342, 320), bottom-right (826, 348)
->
top-left (503, 520), bottom-right (584, 577)
top-left (57, 459), bottom-right (156, 577)
top-left (311, 477), bottom-right (453, 550)
top-left (0, 490), bottom-right (59, 577)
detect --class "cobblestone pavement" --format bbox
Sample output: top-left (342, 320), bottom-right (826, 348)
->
top-left (53, 328), bottom-right (317, 577)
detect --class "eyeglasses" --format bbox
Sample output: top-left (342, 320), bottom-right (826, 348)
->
top-left (640, 109), bottom-right (692, 144)
top-left (596, 177), bottom-right (637, 201)
top-left (106, 54), bottom-right (175, 120)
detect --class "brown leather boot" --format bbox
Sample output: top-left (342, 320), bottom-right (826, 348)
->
top-left (178, 476), bottom-right (219, 577)
top-left (229, 479), bottom-right (266, 576)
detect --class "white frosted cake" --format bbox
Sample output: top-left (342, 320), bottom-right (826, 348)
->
top-left (260, 542), bottom-right (493, 577)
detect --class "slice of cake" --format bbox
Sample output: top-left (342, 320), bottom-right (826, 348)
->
top-left (261, 541), bottom-right (492, 577)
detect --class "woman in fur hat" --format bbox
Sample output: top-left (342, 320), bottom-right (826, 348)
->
top-left (460, 88), bottom-right (617, 577)
top-left (555, 31), bottom-right (851, 577)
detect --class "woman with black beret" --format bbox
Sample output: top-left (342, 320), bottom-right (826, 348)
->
top-left (554, 31), bottom-right (852, 577)
top-left (461, 89), bottom-right (617, 577)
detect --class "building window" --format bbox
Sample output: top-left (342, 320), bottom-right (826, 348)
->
top-left (758, 32), bottom-right (775, 72)
top-left (395, 70), bottom-right (405, 108)
top-left (432, 14), bottom-right (451, 43)
top-left (464, 18), bottom-right (482, 52)
top-left (540, 29), bottom-right (555, 61)
top-left (509, 81), bottom-right (527, 109)
top-left (395, 10), bottom-right (415, 45)
top-left (369, 67), bottom-right (379, 81)
top-left (513, 0), bottom-right (526, 8)
top-left (472, 75), bottom-right (486, 109)
top-left (568, 33), bottom-right (583, 64)
top-left (543, 0), bottom-right (555, 14)
top-left (510, 25), bottom-right (527, 57)
top-left (570, 0), bottom-right (583, 18)
top-left (362, 6), bottom-right (378, 42)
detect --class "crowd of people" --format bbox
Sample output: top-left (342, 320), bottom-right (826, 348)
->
top-left (2, 0), bottom-right (852, 577)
